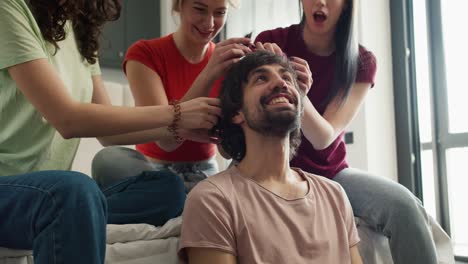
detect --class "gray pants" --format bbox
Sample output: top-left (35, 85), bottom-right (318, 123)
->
top-left (335, 168), bottom-right (437, 264)
top-left (92, 146), bottom-right (218, 193)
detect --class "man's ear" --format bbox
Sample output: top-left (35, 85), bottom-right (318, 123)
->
top-left (232, 111), bottom-right (245, 124)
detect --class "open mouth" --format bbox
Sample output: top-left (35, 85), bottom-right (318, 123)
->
top-left (265, 93), bottom-right (295, 106)
top-left (313, 11), bottom-right (327, 23)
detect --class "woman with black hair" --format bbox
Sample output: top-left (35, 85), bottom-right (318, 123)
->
top-left (0, 0), bottom-right (221, 263)
top-left (254, 0), bottom-right (438, 263)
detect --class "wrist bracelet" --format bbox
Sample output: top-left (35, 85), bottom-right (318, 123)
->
top-left (168, 100), bottom-right (183, 144)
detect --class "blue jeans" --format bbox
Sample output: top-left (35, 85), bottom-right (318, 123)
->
top-left (152, 158), bottom-right (218, 193)
top-left (92, 146), bottom-right (218, 193)
top-left (92, 147), bottom-right (188, 226)
top-left (103, 170), bottom-right (186, 227)
top-left (334, 168), bottom-right (438, 264)
top-left (0, 171), bottom-right (107, 264)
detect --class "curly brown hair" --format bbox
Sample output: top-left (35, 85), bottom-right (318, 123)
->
top-left (28, 0), bottom-right (121, 64)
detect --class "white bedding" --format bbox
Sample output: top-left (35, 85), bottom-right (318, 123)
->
top-left (105, 217), bottom-right (182, 264)
top-left (0, 216), bottom-right (455, 264)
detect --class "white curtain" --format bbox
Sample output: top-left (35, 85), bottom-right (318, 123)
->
top-left (226, 0), bottom-right (301, 39)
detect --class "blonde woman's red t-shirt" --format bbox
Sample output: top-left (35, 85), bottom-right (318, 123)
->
top-left (123, 34), bottom-right (221, 162)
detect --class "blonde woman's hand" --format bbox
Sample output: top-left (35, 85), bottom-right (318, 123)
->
top-left (204, 37), bottom-right (253, 81)
top-left (177, 97), bottom-right (221, 130)
top-left (290, 56), bottom-right (313, 95)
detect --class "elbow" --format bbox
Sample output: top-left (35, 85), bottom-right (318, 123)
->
top-left (306, 133), bottom-right (336, 150)
top-left (97, 137), bottom-right (113, 147)
top-left (56, 125), bottom-right (79, 140)
top-left (311, 127), bottom-right (337, 150)
top-left (57, 129), bottom-right (75, 140)
top-left (156, 141), bottom-right (180, 152)
top-left (158, 144), bottom-right (178, 152)
top-left (50, 103), bottom-right (82, 139)
top-left (312, 141), bottom-right (332, 151)
top-left (54, 119), bottom-right (78, 139)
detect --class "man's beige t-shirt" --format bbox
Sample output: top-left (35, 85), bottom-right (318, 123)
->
top-left (179, 166), bottom-right (359, 264)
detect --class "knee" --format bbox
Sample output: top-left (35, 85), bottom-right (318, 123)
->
top-left (106, 170), bottom-right (186, 226)
top-left (92, 146), bottom-right (130, 184)
top-left (144, 170), bottom-right (186, 218)
top-left (92, 146), bottom-right (125, 174)
top-left (54, 171), bottom-right (106, 209)
top-left (142, 170), bottom-right (186, 213)
top-left (161, 172), bottom-right (186, 221)
top-left (387, 186), bottom-right (427, 224)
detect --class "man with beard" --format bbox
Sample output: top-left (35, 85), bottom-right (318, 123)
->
top-left (178, 51), bottom-right (363, 264)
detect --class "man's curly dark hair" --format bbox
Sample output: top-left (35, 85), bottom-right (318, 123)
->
top-left (28, 0), bottom-right (121, 64)
top-left (218, 51), bottom-right (302, 162)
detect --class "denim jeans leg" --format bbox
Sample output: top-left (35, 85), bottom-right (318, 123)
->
top-left (0, 171), bottom-right (107, 264)
top-left (334, 168), bottom-right (437, 264)
top-left (104, 170), bottom-right (186, 226)
top-left (167, 159), bottom-right (219, 193)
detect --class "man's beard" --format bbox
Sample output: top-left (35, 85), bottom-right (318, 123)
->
top-left (243, 103), bottom-right (301, 137)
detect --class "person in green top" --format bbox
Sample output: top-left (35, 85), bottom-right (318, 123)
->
top-left (0, 0), bottom-right (222, 263)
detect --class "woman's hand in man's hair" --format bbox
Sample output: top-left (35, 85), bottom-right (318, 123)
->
top-left (204, 37), bottom-right (253, 81)
top-left (254, 41), bottom-right (284, 56)
top-left (178, 97), bottom-right (222, 130)
top-left (290, 56), bottom-right (313, 95)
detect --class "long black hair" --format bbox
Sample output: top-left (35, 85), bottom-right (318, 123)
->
top-left (300, 0), bottom-right (358, 107)
top-left (28, 0), bottom-right (121, 64)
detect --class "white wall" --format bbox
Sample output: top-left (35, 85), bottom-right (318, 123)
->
top-left (160, 0), bottom-right (178, 36)
top-left (356, 0), bottom-right (398, 181)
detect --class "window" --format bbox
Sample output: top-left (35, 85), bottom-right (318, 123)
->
top-left (392, 0), bottom-right (468, 260)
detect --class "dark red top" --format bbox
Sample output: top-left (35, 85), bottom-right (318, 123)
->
top-left (123, 34), bottom-right (221, 162)
top-left (255, 24), bottom-right (377, 178)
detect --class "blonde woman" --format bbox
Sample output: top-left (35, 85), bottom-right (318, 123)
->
top-left (93, 0), bottom-right (251, 194)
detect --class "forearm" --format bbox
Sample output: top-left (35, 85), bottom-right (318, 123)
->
top-left (350, 245), bottom-right (363, 264)
top-left (61, 103), bottom-right (173, 139)
top-left (301, 98), bottom-right (337, 150)
top-left (158, 71), bottom-right (216, 149)
top-left (97, 126), bottom-right (171, 146)
top-left (181, 70), bottom-right (216, 102)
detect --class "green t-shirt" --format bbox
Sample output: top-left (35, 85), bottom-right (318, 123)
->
top-left (0, 0), bottom-right (101, 175)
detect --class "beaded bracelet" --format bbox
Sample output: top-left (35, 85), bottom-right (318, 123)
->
top-left (168, 100), bottom-right (184, 144)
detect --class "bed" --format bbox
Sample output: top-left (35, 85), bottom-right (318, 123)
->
top-left (0, 215), bottom-right (454, 264)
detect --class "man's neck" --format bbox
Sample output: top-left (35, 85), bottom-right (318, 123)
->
top-left (236, 131), bottom-right (308, 200)
top-left (237, 132), bottom-right (293, 183)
